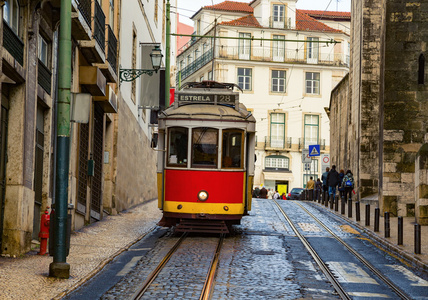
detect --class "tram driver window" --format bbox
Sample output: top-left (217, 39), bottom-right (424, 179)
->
top-left (168, 127), bottom-right (188, 167)
top-left (192, 128), bottom-right (218, 168)
top-left (222, 130), bottom-right (243, 168)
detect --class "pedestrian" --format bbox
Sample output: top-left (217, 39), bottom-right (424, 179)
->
top-left (342, 170), bottom-right (355, 203)
top-left (306, 176), bottom-right (315, 201)
top-left (259, 186), bottom-right (268, 199)
top-left (281, 192), bottom-right (287, 200)
top-left (321, 167), bottom-right (330, 203)
top-left (273, 191), bottom-right (280, 199)
top-left (326, 165), bottom-right (340, 201)
top-left (252, 187), bottom-right (260, 198)
top-left (338, 169), bottom-right (345, 200)
top-left (315, 178), bottom-right (322, 201)
top-left (267, 188), bottom-right (274, 199)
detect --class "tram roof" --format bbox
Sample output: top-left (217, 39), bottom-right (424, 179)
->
top-left (159, 102), bottom-right (256, 123)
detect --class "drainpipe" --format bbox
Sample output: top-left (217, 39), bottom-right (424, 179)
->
top-left (49, 0), bottom-right (71, 279)
top-left (165, 0), bottom-right (170, 107)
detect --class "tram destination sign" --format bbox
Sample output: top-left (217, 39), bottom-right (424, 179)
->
top-left (176, 92), bottom-right (238, 105)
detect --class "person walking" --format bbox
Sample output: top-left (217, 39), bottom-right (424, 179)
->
top-left (273, 191), bottom-right (280, 200)
top-left (267, 189), bottom-right (274, 199)
top-left (326, 165), bottom-right (340, 202)
top-left (315, 178), bottom-right (322, 201)
top-left (342, 170), bottom-right (355, 204)
top-left (259, 186), bottom-right (268, 199)
top-left (306, 176), bottom-right (315, 201)
top-left (321, 167), bottom-right (330, 203)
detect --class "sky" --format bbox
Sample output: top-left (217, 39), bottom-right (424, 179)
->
top-left (176, 0), bottom-right (351, 26)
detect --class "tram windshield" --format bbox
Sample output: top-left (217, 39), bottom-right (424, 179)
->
top-left (222, 130), bottom-right (243, 168)
top-left (192, 128), bottom-right (218, 168)
top-left (167, 127), bottom-right (188, 167)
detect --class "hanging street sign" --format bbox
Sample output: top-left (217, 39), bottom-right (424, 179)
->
top-left (309, 144), bottom-right (320, 156)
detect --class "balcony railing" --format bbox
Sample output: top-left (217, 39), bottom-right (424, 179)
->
top-left (264, 136), bottom-right (292, 150)
top-left (106, 25), bottom-right (117, 74)
top-left (94, 0), bottom-right (106, 54)
top-left (269, 16), bottom-right (293, 29)
top-left (3, 21), bottom-right (24, 66)
top-left (178, 48), bottom-right (213, 83)
top-left (38, 60), bottom-right (52, 94)
top-left (217, 45), bottom-right (349, 67)
top-left (77, 0), bottom-right (91, 29)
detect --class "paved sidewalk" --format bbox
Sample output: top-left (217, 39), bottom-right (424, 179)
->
top-left (313, 197), bottom-right (428, 270)
top-left (0, 199), bottom-right (162, 300)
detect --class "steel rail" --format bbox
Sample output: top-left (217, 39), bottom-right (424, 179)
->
top-left (294, 201), bottom-right (412, 300)
top-left (273, 200), bottom-right (351, 300)
top-left (199, 234), bottom-right (225, 300)
top-left (131, 233), bottom-right (188, 300)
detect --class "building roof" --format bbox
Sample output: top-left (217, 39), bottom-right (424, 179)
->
top-left (219, 14), bottom-right (262, 28)
top-left (295, 10), bottom-right (343, 33)
top-left (203, 1), bottom-right (254, 14)
top-left (298, 10), bottom-right (351, 20)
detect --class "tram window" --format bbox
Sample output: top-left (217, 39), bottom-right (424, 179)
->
top-left (167, 127), bottom-right (188, 167)
top-left (192, 128), bottom-right (218, 168)
top-left (222, 130), bottom-right (243, 168)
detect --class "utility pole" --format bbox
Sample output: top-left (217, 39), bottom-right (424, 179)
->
top-left (211, 19), bottom-right (217, 81)
top-left (49, 0), bottom-right (71, 279)
top-left (165, 0), bottom-right (171, 107)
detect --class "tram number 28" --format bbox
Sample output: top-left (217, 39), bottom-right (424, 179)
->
top-left (219, 95), bottom-right (234, 103)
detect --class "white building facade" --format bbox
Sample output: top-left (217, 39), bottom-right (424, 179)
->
top-left (176, 0), bottom-right (349, 194)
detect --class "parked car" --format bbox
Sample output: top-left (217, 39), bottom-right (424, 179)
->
top-left (286, 188), bottom-right (305, 200)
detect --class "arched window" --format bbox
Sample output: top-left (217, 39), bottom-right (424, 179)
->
top-left (418, 54), bottom-right (425, 84)
top-left (4, 0), bottom-right (19, 35)
top-left (265, 155), bottom-right (289, 170)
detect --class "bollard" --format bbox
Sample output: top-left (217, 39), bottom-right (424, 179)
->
top-left (334, 195), bottom-right (338, 211)
top-left (398, 216), bottom-right (403, 245)
top-left (341, 198), bottom-right (345, 214)
top-left (325, 194), bottom-right (329, 207)
top-left (330, 195), bottom-right (334, 209)
top-left (384, 212), bottom-right (390, 238)
top-left (348, 199), bottom-right (353, 218)
top-left (365, 204), bottom-right (370, 226)
top-left (356, 201), bottom-right (360, 222)
top-left (374, 208), bottom-right (380, 232)
top-left (415, 224), bottom-right (421, 254)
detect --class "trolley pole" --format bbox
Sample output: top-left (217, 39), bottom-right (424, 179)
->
top-left (49, 0), bottom-right (71, 279)
top-left (165, 0), bottom-right (171, 107)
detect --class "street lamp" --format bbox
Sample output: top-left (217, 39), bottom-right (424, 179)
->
top-left (119, 45), bottom-right (163, 83)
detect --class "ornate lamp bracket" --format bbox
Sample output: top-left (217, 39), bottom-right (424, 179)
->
top-left (119, 69), bottom-right (156, 83)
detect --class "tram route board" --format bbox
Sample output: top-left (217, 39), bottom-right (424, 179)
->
top-left (176, 92), bottom-right (239, 106)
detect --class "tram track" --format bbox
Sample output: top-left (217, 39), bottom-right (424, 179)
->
top-left (130, 233), bottom-right (224, 300)
top-left (274, 200), bottom-right (412, 300)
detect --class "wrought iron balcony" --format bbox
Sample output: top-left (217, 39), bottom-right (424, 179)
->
top-left (177, 48), bottom-right (213, 83)
top-left (106, 25), bottom-right (117, 74)
top-left (269, 16), bottom-right (293, 29)
top-left (77, 0), bottom-right (91, 29)
top-left (94, 0), bottom-right (106, 54)
top-left (3, 21), bottom-right (24, 66)
top-left (38, 60), bottom-right (52, 94)
top-left (264, 136), bottom-right (292, 150)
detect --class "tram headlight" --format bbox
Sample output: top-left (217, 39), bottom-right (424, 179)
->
top-left (198, 190), bottom-right (209, 201)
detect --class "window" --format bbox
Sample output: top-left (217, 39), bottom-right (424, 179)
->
top-left (304, 114), bottom-right (319, 148)
top-left (38, 35), bottom-right (48, 66)
top-left (305, 72), bottom-right (320, 94)
top-left (239, 32), bottom-right (251, 60)
top-left (4, 0), bottom-right (19, 34)
top-left (187, 54), bottom-right (192, 65)
top-left (208, 71), bottom-right (213, 80)
top-left (272, 4), bottom-right (285, 28)
top-left (307, 37), bottom-right (319, 62)
top-left (109, 0), bottom-right (114, 28)
top-left (265, 155), bottom-right (289, 170)
top-left (192, 128), bottom-right (218, 168)
top-left (194, 48), bottom-right (200, 60)
top-left (203, 42), bottom-right (209, 53)
top-left (168, 127), bottom-right (188, 167)
top-left (180, 60), bottom-right (185, 70)
top-left (271, 70), bottom-right (286, 93)
top-left (270, 113), bottom-right (285, 148)
top-left (272, 35), bottom-right (285, 62)
top-left (200, 76), bottom-right (204, 82)
top-left (222, 130), bottom-right (243, 168)
top-left (237, 68), bottom-right (252, 91)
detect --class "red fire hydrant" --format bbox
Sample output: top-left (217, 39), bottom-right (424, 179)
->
top-left (38, 206), bottom-right (50, 255)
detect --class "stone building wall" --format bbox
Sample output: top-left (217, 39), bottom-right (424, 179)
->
top-left (114, 93), bottom-right (158, 212)
top-left (381, 0), bottom-right (428, 216)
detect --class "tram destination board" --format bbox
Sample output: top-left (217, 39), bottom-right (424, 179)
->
top-left (176, 92), bottom-right (238, 106)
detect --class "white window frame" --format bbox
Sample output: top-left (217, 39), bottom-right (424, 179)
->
top-left (272, 4), bottom-right (285, 28)
top-left (265, 156), bottom-right (289, 169)
top-left (272, 35), bottom-right (285, 62)
top-left (307, 37), bottom-right (319, 64)
top-left (271, 70), bottom-right (286, 93)
top-left (237, 67), bottom-right (252, 91)
top-left (238, 32), bottom-right (251, 60)
top-left (5, 0), bottom-right (19, 35)
top-left (270, 113), bottom-right (285, 148)
top-left (304, 114), bottom-right (319, 149)
top-left (305, 72), bottom-right (320, 95)
top-left (38, 34), bottom-right (48, 66)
